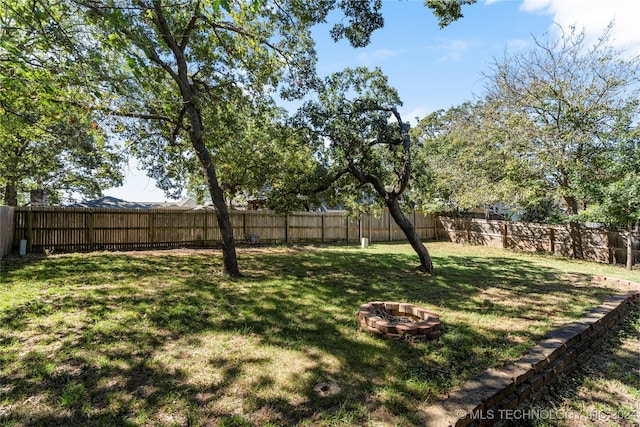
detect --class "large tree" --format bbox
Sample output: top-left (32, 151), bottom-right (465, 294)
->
top-left (412, 102), bottom-right (517, 214)
top-left (0, 93), bottom-right (124, 206)
top-left (66, 0), bottom-right (387, 276)
top-left (483, 24), bottom-right (639, 256)
top-left (294, 67), bottom-right (434, 272)
top-left (70, 0), bottom-right (473, 275)
top-left (411, 100), bottom-right (561, 222)
top-left (577, 108), bottom-right (640, 269)
top-left (414, 24), bottom-right (639, 257)
top-left (5, 0), bottom-right (475, 274)
top-left (0, 1), bottom-right (124, 206)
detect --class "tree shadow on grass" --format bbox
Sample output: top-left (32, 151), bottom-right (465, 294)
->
top-left (0, 247), bottom-right (630, 426)
top-left (431, 255), bottom-right (607, 318)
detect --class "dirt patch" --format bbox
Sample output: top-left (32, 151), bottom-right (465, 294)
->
top-left (78, 245), bottom-right (310, 258)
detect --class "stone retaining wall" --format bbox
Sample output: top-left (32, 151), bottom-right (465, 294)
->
top-left (423, 278), bottom-right (640, 427)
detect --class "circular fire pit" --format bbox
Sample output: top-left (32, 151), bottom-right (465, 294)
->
top-left (358, 301), bottom-right (442, 341)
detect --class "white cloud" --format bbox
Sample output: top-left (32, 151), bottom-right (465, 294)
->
top-left (356, 49), bottom-right (399, 66)
top-left (436, 39), bottom-right (472, 62)
top-left (521, 0), bottom-right (640, 55)
top-left (503, 38), bottom-right (531, 51)
top-left (402, 105), bottom-right (432, 124)
top-left (520, 0), bottom-right (553, 12)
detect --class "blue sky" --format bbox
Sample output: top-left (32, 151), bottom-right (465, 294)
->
top-left (104, 0), bottom-right (640, 202)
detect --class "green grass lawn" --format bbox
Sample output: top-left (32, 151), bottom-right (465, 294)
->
top-left (1, 242), bottom-right (638, 426)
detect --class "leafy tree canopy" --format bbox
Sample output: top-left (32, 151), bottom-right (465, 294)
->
top-left (483, 24), bottom-right (639, 217)
top-left (0, 0), bottom-right (124, 206)
top-left (291, 67), bottom-right (435, 271)
top-left (413, 24), bottom-right (639, 229)
top-left (1, 0), bottom-right (476, 274)
top-left (577, 108), bottom-right (640, 228)
top-left (425, 0), bottom-right (476, 28)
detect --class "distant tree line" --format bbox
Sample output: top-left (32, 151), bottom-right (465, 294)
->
top-left (410, 24), bottom-right (639, 243)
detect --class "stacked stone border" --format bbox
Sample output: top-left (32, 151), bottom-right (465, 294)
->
top-left (423, 277), bottom-right (640, 427)
top-left (358, 301), bottom-right (442, 341)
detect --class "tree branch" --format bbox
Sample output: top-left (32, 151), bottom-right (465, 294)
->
top-left (107, 109), bottom-right (173, 122)
top-left (347, 160), bottom-right (388, 199)
top-left (48, 96), bottom-right (175, 123)
top-left (199, 16), bottom-right (290, 62)
top-left (77, 0), bottom-right (180, 83)
top-left (170, 105), bottom-right (187, 142)
top-left (389, 108), bottom-right (412, 196)
top-left (311, 168), bottom-right (350, 194)
top-left (150, 0), bottom-right (187, 80)
top-left (279, 167), bottom-right (350, 200)
top-left (180, 13), bottom-right (200, 50)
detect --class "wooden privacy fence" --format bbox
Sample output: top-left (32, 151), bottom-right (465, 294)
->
top-left (11, 207), bottom-right (439, 253)
top-left (9, 208), bottom-right (637, 268)
top-left (439, 217), bottom-right (639, 267)
top-left (0, 207), bottom-right (15, 257)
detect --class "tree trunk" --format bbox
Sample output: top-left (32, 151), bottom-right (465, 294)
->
top-left (4, 182), bottom-right (17, 206)
top-left (627, 221), bottom-right (633, 270)
top-left (186, 104), bottom-right (241, 277)
top-left (564, 196), bottom-right (583, 259)
top-left (386, 197), bottom-right (434, 272)
top-left (141, 3), bottom-right (241, 277)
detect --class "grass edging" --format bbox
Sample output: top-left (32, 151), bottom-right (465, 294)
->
top-left (422, 278), bottom-right (640, 427)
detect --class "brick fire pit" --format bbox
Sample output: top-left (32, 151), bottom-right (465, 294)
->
top-left (358, 301), bottom-right (442, 341)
